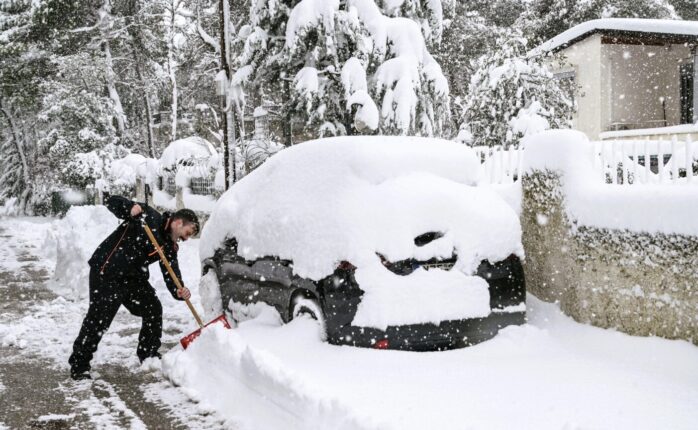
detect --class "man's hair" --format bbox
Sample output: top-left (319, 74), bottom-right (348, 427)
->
top-left (172, 209), bottom-right (200, 234)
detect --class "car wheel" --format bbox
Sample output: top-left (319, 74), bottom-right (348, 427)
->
top-left (291, 296), bottom-right (327, 341)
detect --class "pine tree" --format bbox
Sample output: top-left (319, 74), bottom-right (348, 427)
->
top-left (375, 0), bottom-right (451, 49)
top-left (37, 57), bottom-right (120, 189)
top-left (0, 0), bottom-right (51, 213)
top-left (237, 0), bottom-right (450, 139)
top-left (462, 31), bottom-right (574, 148)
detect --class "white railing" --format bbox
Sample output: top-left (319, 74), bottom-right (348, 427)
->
top-left (594, 136), bottom-right (697, 185)
top-left (473, 145), bottom-right (524, 185)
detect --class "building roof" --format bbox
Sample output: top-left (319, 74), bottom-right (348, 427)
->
top-left (531, 18), bottom-right (698, 56)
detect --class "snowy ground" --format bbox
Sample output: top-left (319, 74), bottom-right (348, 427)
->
top-left (1, 215), bottom-right (697, 429)
top-left (0, 216), bottom-right (235, 429)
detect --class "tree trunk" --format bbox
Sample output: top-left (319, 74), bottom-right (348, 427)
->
top-left (168, 0), bottom-right (179, 141)
top-left (283, 79), bottom-right (293, 146)
top-left (219, 0), bottom-right (234, 188)
top-left (0, 100), bottom-right (33, 212)
top-left (103, 39), bottom-right (127, 136)
top-left (132, 47), bottom-right (156, 158)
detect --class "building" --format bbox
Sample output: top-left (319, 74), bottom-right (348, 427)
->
top-left (532, 19), bottom-right (698, 141)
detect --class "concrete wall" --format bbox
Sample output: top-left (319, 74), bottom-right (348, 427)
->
top-left (555, 35), bottom-right (603, 139)
top-left (521, 170), bottom-right (698, 344)
top-left (602, 43), bottom-right (693, 129)
top-left (554, 36), bottom-right (694, 140)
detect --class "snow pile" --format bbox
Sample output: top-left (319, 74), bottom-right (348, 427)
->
top-left (108, 153), bottom-right (147, 189)
top-left (198, 271), bottom-right (224, 321)
top-left (163, 324), bottom-right (377, 430)
top-left (161, 294), bottom-right (698, 430)
top-left (44, 206), bottom-right (120, 300)
top-left (353, 266), bottom-right (490, 329)
top-left (159, 136), bottom-right (218, 172)
top-left (523, 130), bottom-right (698, 236)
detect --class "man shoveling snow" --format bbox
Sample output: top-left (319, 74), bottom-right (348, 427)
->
top-left (68, 196), bottom-right (199, 380)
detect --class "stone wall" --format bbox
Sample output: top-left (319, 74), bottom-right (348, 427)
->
top-left (522, 170), bottom-right (698, 344)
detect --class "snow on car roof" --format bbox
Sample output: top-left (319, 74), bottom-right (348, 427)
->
top-left (531, 18), bottom-right (698, 56)
top-left (200, 136), bottom-right (523, 281)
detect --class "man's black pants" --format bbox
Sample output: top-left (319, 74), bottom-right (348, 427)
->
top-left (69, 268), bottom-right (163, 374)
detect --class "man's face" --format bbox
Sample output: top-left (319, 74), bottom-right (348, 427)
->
top-left (172, 219), bottom-right (197, 241)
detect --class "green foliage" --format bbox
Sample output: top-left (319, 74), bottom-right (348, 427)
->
top-left (38, 79), bottom-right (118, 187)
top-left (462, 31), bottom-right (574, 147)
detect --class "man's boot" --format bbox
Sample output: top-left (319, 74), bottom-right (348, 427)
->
top-left (70, 370), bottom-right (92, 381)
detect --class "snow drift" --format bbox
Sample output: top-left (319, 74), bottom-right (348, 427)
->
top-left (44, 206), bottom-right (121, 300)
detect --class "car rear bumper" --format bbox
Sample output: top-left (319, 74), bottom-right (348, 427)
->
top-left (326, 309), bottom-right (526, 351)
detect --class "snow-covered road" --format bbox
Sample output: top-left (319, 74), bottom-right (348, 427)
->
top-left (1, 214), bottom-right (697, 430)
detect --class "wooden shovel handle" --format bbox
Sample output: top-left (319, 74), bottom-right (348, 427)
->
top-left (141, 220), bottom-right (204, 328)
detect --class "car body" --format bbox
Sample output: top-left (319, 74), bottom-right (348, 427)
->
top-left (203, 240), bottom-right (525, 351)
top-left (199, 136), bottom-right (526, 351)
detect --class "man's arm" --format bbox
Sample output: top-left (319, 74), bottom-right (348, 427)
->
top-left (160, 246), bottom-right (186, 301)
top-left (105, 195), bottom-right (142, 220)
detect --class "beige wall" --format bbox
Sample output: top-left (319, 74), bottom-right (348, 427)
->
top-left (555, 35), bottom-right (603, 140)
top-left (602, 43), bottom-right (693, 129)
top-left (553, 36), bottom-right (694, 140)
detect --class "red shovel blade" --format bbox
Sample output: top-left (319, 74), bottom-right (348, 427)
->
top-left (180, 314), bottom-right (232, 349)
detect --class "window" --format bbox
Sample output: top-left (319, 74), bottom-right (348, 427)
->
top-left (680, 63), bottom-right (694, 125)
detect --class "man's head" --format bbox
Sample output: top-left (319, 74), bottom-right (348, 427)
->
top-left (169, 209), bottom-right (199, 242)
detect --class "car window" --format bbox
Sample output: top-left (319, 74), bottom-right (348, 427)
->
top-left (250, 259), bottom-right (293, 286)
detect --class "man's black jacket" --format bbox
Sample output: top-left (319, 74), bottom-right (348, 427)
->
top-left (88, 195), bottom-right (185, 301)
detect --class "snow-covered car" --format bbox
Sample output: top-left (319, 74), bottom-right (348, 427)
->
top-left (199, 136), bottom-right (526, 351)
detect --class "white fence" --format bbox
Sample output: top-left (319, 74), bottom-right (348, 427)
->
top-left (473, 136), bottom-right (698, 186)
top-left (594, 137), bottom-right (697, 185)
top-left (473, 146), bottom-right (524, 185)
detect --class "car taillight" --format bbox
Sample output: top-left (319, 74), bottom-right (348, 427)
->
top-left (374, 339), bottom-right (389, 349)
top-left (337, 261), bottom-right (356, 271)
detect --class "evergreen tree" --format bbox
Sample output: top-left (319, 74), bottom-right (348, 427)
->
top-left (462, 31), bottom-right (574, 148)
top-left (375, 0), bottom-right (451, 49)
top-left (237, 0), bottom-right (450, 139)
top-left (0, 0), bottom-right (54, 213)
top-left (37, 56), bottom-right (120, 189)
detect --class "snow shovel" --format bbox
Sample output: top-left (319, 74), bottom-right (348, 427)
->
top-left (141, 220), bottom-right (231, 349)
